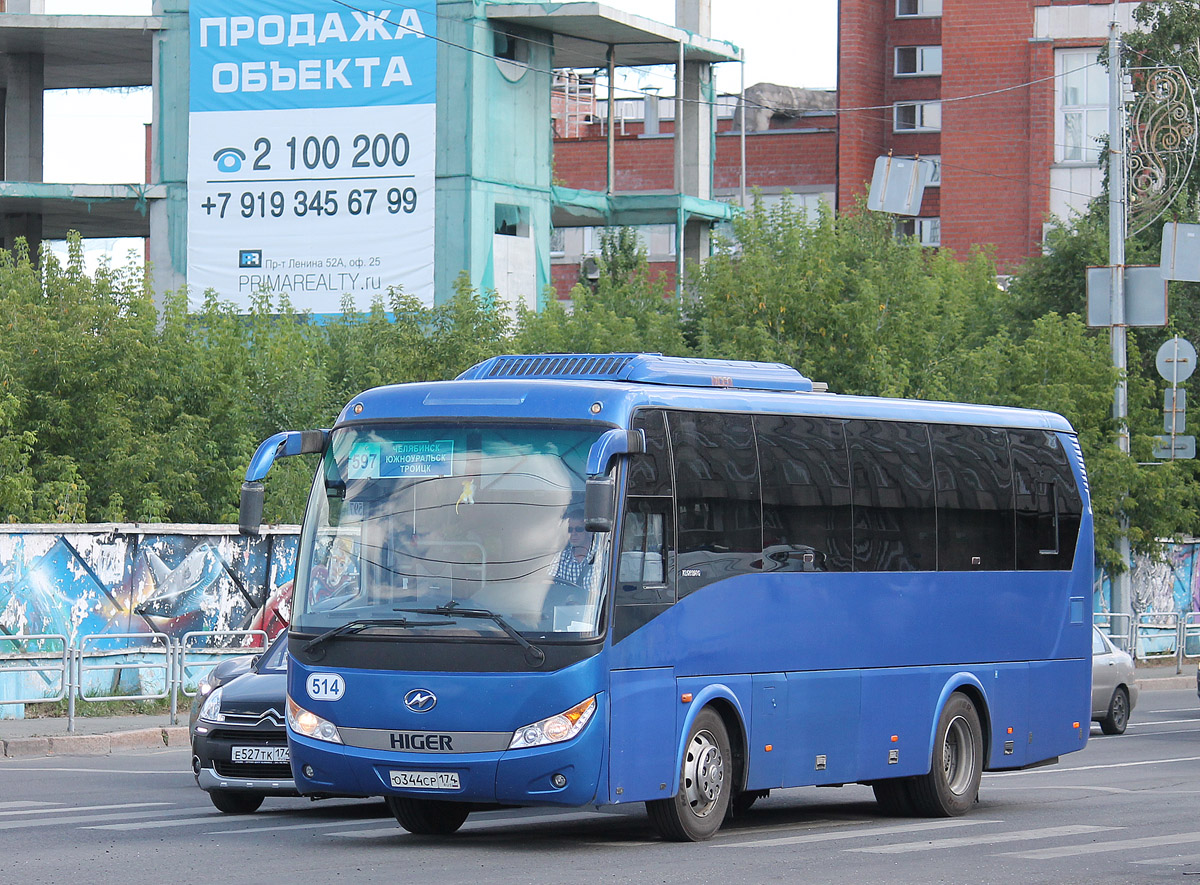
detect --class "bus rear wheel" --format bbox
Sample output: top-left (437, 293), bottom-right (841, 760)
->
top-left (909, 693), bottom-right (983, 817)
top-left (385, 796), bottom-right (470, 835)
top-left (647, 708), bottom-right (732, 842)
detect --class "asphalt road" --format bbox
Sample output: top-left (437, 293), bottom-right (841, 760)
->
top-left (2, 687), bottom-right (1198, 885)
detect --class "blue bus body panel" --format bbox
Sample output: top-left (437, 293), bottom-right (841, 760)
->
top-left (608, 667), bottom-right (678, 804)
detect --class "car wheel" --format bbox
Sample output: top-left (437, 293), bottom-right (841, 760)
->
top-left (208, 790), bottom-right (264, 814)
top-left (385, 796), bottom-right (470, 835)
top-left (1100, 686), bottom-right (1130, 735)
top-left (646, 708), bottom-right (732, 841)
top-left (908, 693), bottom-right (983, 817)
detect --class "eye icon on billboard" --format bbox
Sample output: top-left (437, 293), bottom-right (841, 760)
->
top-left (239, 250), bottom-right (262, 268)
top-left (213, 147), bottom-right (246, 173)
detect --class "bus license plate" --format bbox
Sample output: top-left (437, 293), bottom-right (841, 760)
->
top-left (389, 770), bottom-right (460, 790)
top-left (232, 746), bottom-right (289, 763)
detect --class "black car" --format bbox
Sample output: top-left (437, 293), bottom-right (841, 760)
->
top-left (190, 631), bottom-right (293, 813)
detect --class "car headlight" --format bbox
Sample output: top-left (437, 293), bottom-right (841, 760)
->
top-left (287, 695), bottom-right (343, 744)
top-left (509, 696), bottom-right (596, 749)
top-left (198, 687), bottom-right (224, 723)
top-left (197, 676), bottom-right (217, 698)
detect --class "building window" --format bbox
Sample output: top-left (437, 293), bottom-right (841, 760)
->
top-left (495, 204), bottom-right (529, 237)
top-left (897, 0), bottom-right (942, 18)
top-left (895, 46), bottom-right (942, 77)
top-left (920, 155), bottom-right (941, 187)
top-left (1057, 48), bottom-right (1107, 164)
top-left (897, 217), bottom-right (941, 246)
top-left (894, 101), bottom-right (942, 133)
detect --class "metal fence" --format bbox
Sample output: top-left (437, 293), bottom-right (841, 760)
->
top-left (1097, 611), bottom-right (1200, 674)
top-left (0, 630), bottom-right (269, 732)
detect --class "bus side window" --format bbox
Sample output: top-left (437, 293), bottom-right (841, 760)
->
top-left (931, 424), bottom-right (1015, 571)
top-left (755, 414), bottom-right (852, 572)
top-left (1011, 430), bottom-right (1082, 570)
top-left (846, 420), bottom-right (936, 572)
top-left (615, 410), bottom-right (675, 643)
top-left (668, 411), bottom-right (762, 597)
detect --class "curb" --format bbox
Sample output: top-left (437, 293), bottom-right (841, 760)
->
top-left (2, 726), bottom-right (190, 759)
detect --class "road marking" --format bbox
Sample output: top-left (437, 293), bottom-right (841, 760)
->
top-left (1132, 852), bottom-right (1200, 866)
top-left (206, 817), bottom-right (394, 835)
top-left (1129, 717), bottom-right (1200, 725)
top-left (0, 807), bottom-right (198, 831)
top-left (0, 766), bottom-right (193, 776)
top-left (986, 755), bottom-right (1200, 776)
top-left (849, 824), bottom-right (1119, 854)
top-left (0, 801), bottom-right (169, 818)
top-left (1004, 831), bottom-right (1200, 860)
top-left (718, 818), bottom-right (996, 849)
top-left (0, 801), bottom-right (56, 810)
top-left (89, 814), bottom-right (272, 831)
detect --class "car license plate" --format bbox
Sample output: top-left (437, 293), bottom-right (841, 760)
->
top-left (232, 745), bottom-right (289, 763)
top-left (389, 770), bottom-right (460, 790)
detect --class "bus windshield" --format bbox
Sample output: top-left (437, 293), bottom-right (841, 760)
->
top-left (292, 422), bottom-right (611, 641)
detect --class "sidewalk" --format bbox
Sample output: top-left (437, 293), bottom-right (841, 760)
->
top-left (1, 662), bottom-right (1192, 761)
top-left (0, 712), bottom-right (190, 759)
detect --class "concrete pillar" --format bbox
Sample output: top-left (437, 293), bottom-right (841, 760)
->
top-left (2, 52), bottom-right (44, 255)
top-left (149, 0), bottom-right (190, 297)
top-left (675, 0), bottom-right (712, 264)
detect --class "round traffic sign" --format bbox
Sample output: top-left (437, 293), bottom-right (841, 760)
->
top-left (1157, 336), bottom-right (1198, 383)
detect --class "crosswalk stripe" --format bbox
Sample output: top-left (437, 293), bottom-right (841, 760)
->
top-left (0, 801), bottom-right (57, 811)
top-left (0, 802), bottom-right (168, 818)
top-left (88, 814), bottom-right (256, 831)
top-left (849, 824), bottom-right (1118, 853)
top-left (987, 755), bottom-right (1200, 777)
top-left (0, 808), bottom-right (199, 831)
top-left (718, 818), bottom-right (996, 848)
top-left (1004, 831), bottom-right (1200, 860)
top-left (1132, 852), bottom-right (1200, 866)
top-left (206, 817), bottom-right (395, 835)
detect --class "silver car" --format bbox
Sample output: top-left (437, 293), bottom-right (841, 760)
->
top-left (1092, 626), bottom-right (1139, 735)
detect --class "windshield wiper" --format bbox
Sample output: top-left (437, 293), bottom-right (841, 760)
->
top-left (302, 617), bottom-right (449, 654)
top-left (395, 603), bottom-right (546, 667)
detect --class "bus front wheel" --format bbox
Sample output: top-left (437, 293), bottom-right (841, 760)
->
top-left (647, 708), bottom-right (732, 842)
top-left (909, 693), bottom-right (983, 817)
top-left (385, 796), bottom-right (470, 835)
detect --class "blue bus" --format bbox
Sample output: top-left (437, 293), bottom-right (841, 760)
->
top-left (239, 353), bottom-right (1093, 841)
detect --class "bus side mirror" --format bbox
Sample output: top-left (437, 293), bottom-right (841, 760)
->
top-left (584, 477), bottom-right (616, 533)
top-left (239, 482), bottom-right (266, 536)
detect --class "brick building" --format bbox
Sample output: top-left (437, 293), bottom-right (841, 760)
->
top-left (550, 81), bottom-right (837, 298)
top-left (552, 0), bottom-right (1142, 293)
top-left (838, 0), bottom-right (1140, 273)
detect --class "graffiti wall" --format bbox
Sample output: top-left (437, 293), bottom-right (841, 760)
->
top-left (1094, 539), bottom-right (1200, 619)
top-left (0, 524), bottom-right (298, 649)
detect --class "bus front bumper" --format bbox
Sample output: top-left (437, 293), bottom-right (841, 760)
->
top-left (289, 714), bottom-right (604, 807)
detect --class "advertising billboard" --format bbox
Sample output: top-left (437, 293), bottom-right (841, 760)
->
top-left (187, 2), bottom-right (436, 311)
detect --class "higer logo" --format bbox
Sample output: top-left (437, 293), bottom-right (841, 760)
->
top-left (404, 689), bottom-right (437, 712)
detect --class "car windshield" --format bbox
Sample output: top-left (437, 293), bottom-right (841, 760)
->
top-left (292, 422), bottom-right (611, 640)
top-left (258, 632), bottom-right (289, 672)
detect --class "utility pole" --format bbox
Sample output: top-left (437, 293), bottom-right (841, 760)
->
top-left (1108, 0), bottom-right (1132, 624)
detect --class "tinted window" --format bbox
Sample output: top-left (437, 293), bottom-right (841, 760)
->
top-left (616, 410), bottom-right (675, 642)
top-left (931, 425), bottom-right (1015, 570)
top-left (1011, 429), bottom-right (1082, 570)
top-left (846, 420), bottom-right (936, 571)
top-left (627, 409), bottom-right (672, 497)
top-left (668, 411), bottom-right (762, 597)
top-left (756, 414), bottom-right (852, 572)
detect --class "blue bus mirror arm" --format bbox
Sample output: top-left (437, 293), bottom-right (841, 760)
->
top-left (583, 429), bottom-right (644, 533)
top-left (239, 429), bottom-right (330, 535)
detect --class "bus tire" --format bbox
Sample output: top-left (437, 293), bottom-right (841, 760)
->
top-left (385, 796), bottom-right (470, 835)
top-left (871, 778), bottom-right (917, 816)
top-left (647, 708), bottom-right (732, 841)
top-left (909, 693), bottom-right (983, 817)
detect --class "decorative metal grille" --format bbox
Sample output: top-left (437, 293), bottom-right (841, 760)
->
top-left (1127, 65), bottom-right (1198, 237)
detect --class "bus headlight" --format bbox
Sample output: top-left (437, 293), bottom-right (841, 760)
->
top-left (509, 696), bottom-right (596, 749)
top-left (287, 695), bottom-right (343, 744)
top-left (198, 687), bottom-right (224, 723)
